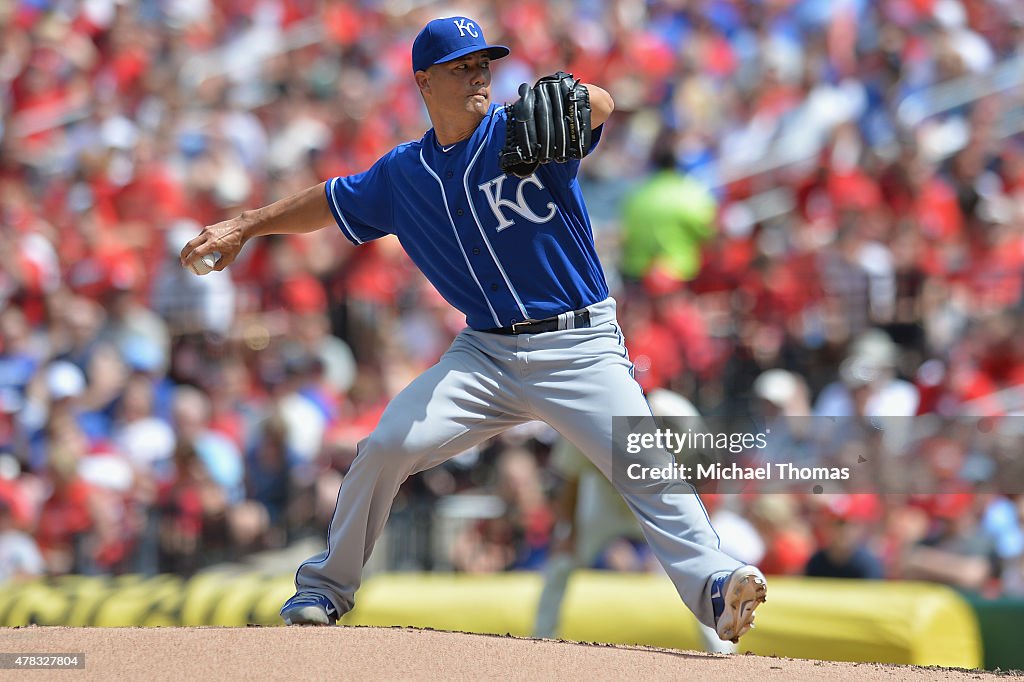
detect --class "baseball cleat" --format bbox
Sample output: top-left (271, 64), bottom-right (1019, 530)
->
top-left (711, 565), bottom-right (767, 644)
top-left (280, 591), bottom-right (339, 626)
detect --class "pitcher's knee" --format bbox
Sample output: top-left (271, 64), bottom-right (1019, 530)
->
top-left (354, 430), bottom-right (425, 472)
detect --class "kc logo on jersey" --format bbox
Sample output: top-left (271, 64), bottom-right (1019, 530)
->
top-left (478, 173), bottom-right (557, 231)
top-left (453, 19), bottom-right (479, 38)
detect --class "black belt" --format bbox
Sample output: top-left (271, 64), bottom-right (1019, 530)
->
top-left (482, 308), bottom-right (591, 335)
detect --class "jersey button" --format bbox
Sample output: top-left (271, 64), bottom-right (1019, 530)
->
top-left (446, 171), bottom-right (453, 179)
top-left (457, 209), bottom-right (464, 216)
top-left (472, 247), bottom-right (480, 255)
top-left (490, 283), bottom-right (499, 292)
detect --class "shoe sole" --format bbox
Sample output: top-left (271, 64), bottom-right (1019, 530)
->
top-left (281, 605), bottom-right (336, 626)
top-left (715, 566), bottom-right (767, 644)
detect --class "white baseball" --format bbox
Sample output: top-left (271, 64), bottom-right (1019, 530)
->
top-left (189, 252), bottom-right (220, 276)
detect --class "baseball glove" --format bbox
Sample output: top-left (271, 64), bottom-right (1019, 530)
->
top-left (500, 71), bottom-right (592, 178)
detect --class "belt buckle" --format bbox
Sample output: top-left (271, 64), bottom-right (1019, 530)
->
top-left (511, 320), bottom-right (536, 334)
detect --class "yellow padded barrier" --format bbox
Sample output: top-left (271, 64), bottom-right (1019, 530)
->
top-left (0, 572), bottom-right (983, 669)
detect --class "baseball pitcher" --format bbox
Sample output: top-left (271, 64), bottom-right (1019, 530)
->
top-left (180, 16), bottom-right (766, 644)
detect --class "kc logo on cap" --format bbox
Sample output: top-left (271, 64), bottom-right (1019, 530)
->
top-left (452, 18), bottom-right (479, 38)
top-left (411, 16), bottom-right (510, 73)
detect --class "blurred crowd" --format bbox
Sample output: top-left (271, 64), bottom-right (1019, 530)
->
top-left (1, 0), bottom-right (1024, 599)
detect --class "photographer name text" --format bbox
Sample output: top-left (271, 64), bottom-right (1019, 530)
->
top-left (625, 462), bottom-right (851, 481)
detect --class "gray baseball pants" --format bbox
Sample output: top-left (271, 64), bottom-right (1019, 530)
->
top-left (293, 297), bottom-right (742, 628)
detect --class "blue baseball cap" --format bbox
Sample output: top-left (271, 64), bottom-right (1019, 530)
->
top-left (411, 16), bottom-right (509, 73)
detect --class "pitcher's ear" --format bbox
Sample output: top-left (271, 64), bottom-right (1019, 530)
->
top-left (415, 70), bottom-right (430, 93)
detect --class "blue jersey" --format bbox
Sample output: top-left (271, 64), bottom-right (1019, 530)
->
top-left (325, 103), bottom-right (609, 330)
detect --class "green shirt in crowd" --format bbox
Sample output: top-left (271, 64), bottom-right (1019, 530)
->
top-left (620, 170), bottom-right (717, 282)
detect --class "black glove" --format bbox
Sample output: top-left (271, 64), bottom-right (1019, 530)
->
top-left (500, 71), bottom-right (592, 178)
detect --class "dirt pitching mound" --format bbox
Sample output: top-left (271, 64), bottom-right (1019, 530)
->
top-left (0, 625), bottom-right (1012, 681)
